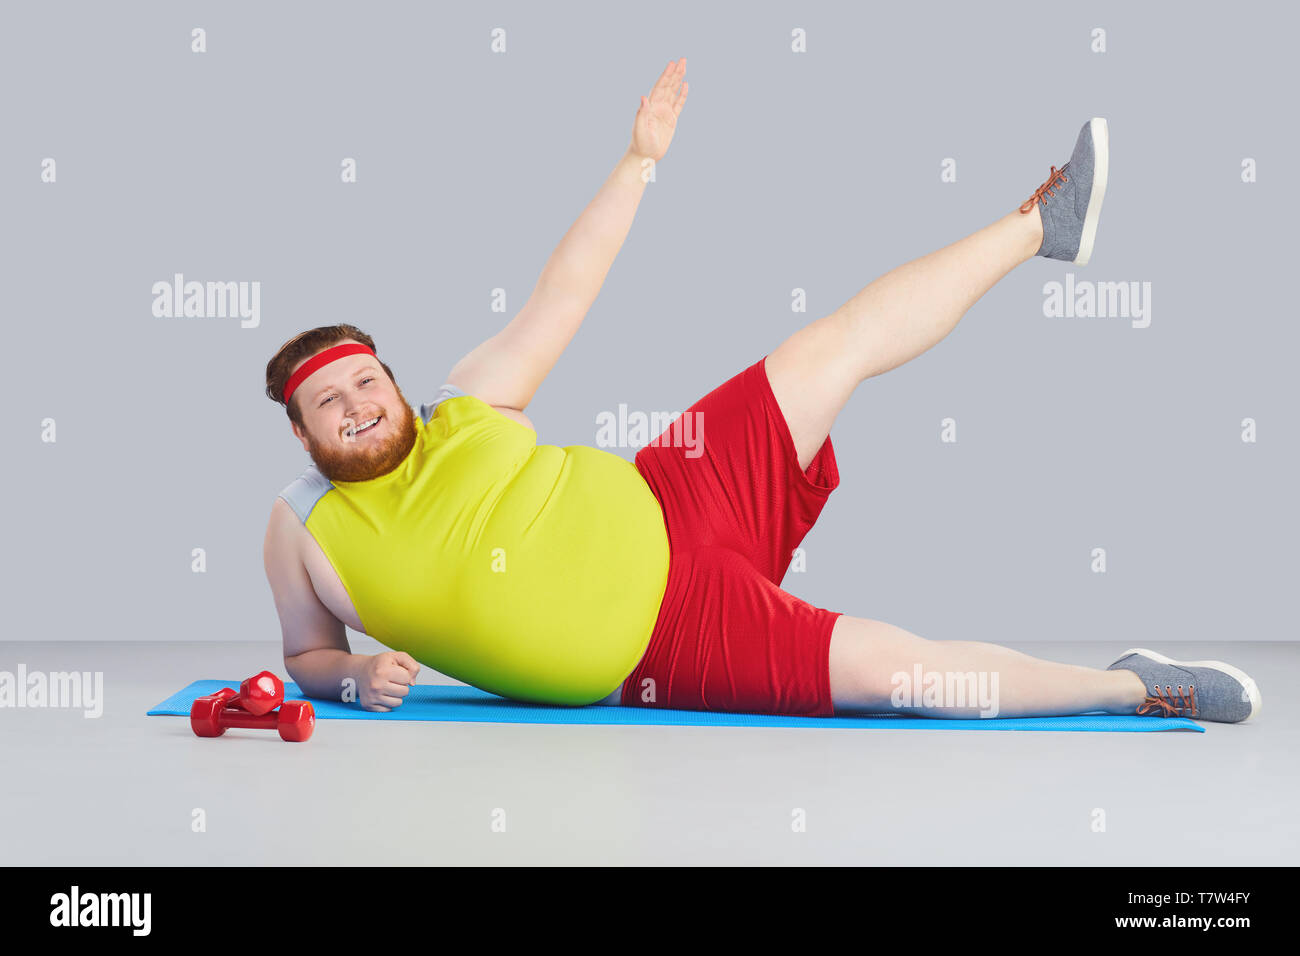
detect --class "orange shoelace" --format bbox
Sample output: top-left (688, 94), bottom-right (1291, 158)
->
top-left (1137, 683), bottom-right (1198, 718)
top-left (1020, 165), bottom-right (1069, 214)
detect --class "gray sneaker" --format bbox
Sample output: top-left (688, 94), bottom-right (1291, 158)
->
top-left (1107, 647), bottom-right (1262, 723)
top-left (1021, 117), bottom-right (1110, 265)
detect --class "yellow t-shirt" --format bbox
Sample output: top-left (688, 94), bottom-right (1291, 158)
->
top-left (283, 393), bottom-right (670, 706)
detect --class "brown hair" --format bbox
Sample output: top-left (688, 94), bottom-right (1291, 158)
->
top-left (265, 324), bottom-right (397, 428)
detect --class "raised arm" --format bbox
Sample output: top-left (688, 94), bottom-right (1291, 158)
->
top-left (446, 57), bottom-right (690, 412)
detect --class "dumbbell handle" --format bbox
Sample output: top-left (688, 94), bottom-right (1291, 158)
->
top-left (220, 699), bottom-right (314, 741)
top-left (220, 706), bottom-right (288, 731)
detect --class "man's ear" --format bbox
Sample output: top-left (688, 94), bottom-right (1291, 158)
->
top-left (291, 421), bottom-right (310, 453)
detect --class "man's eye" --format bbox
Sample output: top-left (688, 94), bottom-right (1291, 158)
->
top-left (319, 378), bottom-right (372, 407)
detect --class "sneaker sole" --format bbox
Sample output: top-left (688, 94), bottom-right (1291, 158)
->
top-left (1074, 117), bottom-right (1109, 266)
top-left (1119, 646), bottom-right (1262, 722)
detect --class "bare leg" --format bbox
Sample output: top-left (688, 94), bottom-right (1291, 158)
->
top-left (766, 206), bottom-right (1043, 471)
top-left (828, 615), bottom-right (1148, 718)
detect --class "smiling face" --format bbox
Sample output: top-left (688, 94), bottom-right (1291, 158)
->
top-left (289, 343), bottom-right (419, 483)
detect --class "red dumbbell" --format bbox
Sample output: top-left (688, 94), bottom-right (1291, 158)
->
top-left (190, 687), bottom-right (315, 742)
top-left (235, 670), bottom-right (284, 716)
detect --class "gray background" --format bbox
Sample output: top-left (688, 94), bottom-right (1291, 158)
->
top-left (2, 1), bottom-right (1296, 648)
top-left (1, 0), bottom-right (1297, 871)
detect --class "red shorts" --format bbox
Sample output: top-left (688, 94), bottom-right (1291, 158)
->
top-left (619, 355), bottom-right (844, 717)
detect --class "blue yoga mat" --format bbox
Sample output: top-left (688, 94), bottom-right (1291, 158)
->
top-left (149, 680), bottom-right (1203, 732)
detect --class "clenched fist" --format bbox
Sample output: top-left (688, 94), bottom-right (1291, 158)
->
top-left (358, 651), bottom-right (420, 712)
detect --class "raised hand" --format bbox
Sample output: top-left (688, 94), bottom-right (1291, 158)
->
top-left (630, 58), bottom-right (689, 161)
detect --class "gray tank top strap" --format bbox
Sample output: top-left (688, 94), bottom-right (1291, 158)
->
top-left (419, 383), bottom-right (467, 426)
top-left (277, 465), bottom-right (332, 523)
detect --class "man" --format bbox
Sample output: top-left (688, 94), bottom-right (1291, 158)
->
top-left (264, 59), bottom-right (1260, 722)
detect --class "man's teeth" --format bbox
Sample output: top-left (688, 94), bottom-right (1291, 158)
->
top-left (353, 417), bottom-right (381, 434)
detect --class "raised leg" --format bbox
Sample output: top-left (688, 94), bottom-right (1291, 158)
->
top-left (766, 205), bottom-right (1043, 471)
top-left (827, 615), bottom-right (1148, 718)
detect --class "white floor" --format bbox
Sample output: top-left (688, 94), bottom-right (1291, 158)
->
top-left (2, 640), bottom-right (1295, 866)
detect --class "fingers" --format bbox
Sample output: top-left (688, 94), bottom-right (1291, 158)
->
top-left (366, 681), bottom-right (409, 709)
top-left (650, 59), bottom-right (675, 100)
top-left (377, 672), bottom-right (411, 696)
top-left (375, 686), bottom-right (408, 708)
top-left (673, 81), bottom-right (689, 116)
top-left (377, 650), bottom-right (417, 683)
top-left (367, 651), bottom-right (416, 709)
top-left (394, 651), bottom-right (420, 682)
top-left (650, 57), bottom-right (685, 105)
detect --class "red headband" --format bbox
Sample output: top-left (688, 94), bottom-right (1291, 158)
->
top-left (283, 343), bottom-right (378, 404)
